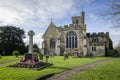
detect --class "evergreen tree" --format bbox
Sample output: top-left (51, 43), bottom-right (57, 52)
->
top-left (0, 26), bottom-right (27, 55)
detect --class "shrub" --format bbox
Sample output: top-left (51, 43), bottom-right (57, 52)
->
top-left (12, 50), bottom-right (20, 57)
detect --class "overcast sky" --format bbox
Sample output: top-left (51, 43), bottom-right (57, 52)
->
top-left (0, 0), bottom-right (119, 48)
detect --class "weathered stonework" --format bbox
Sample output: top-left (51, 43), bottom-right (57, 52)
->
top-left (42, 12), bottom-right (113, 56)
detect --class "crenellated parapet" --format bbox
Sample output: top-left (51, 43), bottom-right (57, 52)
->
top-left (56, 11), bottom-right (86, 31)
top-left (87, 32), bottom-right (110, 46)
top-left (57, 24), bottom-right (86, 31)
top-left (72, 11), bottom-right (85, 25)
top-left (87, 32), bottom-right (109, 37)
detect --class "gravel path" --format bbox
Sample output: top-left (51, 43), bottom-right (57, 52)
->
top-left (45, 58), bottom-right (118, 80)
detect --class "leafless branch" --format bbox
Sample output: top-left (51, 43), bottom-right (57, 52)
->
top-left (101, 0), bottom-right (120, 28)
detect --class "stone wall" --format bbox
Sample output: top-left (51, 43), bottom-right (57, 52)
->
top-left (89, 46), bottom-right (105, 56)
top-left (42, 22), bottom-right (59, 55)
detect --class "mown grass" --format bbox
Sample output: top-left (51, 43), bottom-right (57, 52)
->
top-left (66, 58), bottom-right (120, 80)
top-left (0, 56), bottom-right (23, 64)
top-left (0, 56), bottom-right (109, 80)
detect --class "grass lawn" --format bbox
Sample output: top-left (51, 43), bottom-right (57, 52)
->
top-left (0, 56), bottom-right (23, 64)
top-left (0, 56), bottom-right (109, 80)
top-left (66, 58), bottom-right (120, 80)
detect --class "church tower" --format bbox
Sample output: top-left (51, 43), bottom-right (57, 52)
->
top-left (72, 11), bottom-right (85, 25)
top-left (80, 11), bottom-right (85, 24)
top-left (71, 11), bottom-right (87, 56)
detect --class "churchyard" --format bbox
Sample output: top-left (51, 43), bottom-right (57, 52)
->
top-left (66, 58), bottom-right (120, 80)
top-left (0, 27), bottom-right (120, 80)
top-left (0, 56), bottom-right (22, 63)
top-left (0, 56), bottom-right (109, 80)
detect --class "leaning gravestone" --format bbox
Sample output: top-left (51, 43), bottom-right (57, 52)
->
top-left (74, 49), bottom-right (79, 57)
top-left (9, 30), bottom-right (52, 70)
top-left (50, 51), bottom-right (54, 58)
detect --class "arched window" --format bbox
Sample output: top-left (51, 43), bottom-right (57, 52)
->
top-left (50, 38), bottom-right (56, 48)
top-left (76, 20), bottom-right (78, 24)
top-left (92, 38), bottom-right (99, 42)
top-left (92, 46), bottom-right (96, 51)
top-left (66, 31), bottom-right (77, 48)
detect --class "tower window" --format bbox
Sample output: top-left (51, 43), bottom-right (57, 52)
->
top-left (66, 31), bottom-right (77, 48)
top-left (92, 38), bottom-right (99, 42)
top-left (76, 20), bottom-right (78, 24)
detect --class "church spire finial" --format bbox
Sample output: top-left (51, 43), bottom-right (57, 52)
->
top-left (81, 5), bottom-right (83, 11)
top-left (51, 18), bottom-right (53, 22)
top-left (49, 18), bottom-right (56, 26)
top-left (81, 5), bottom-right (84, 12)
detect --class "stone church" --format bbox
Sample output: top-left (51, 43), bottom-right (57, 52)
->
top-left (42, 11), bottom-right (112, 56)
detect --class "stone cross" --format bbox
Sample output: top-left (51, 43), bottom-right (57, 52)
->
top-left (28, 30), bottom-right (35, 53)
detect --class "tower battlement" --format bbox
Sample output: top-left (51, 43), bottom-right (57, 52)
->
top-left (72, 12), bottom-right (85, 25)
top-left (87, 32), bottom-right (109, 37)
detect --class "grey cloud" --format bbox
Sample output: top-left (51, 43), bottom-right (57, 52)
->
top-left (0, 0), bottom-right (74, 28)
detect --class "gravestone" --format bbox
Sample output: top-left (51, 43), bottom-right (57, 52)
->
top-left (39, 53), bottom-right (43, 60)
top-left (45, 54), bottom-right (49, 62)
top-left (64, 51), bottom-right (68, 60)
top-left (50, 51), bottom-right (54, 58)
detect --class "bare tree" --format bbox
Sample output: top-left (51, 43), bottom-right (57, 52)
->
top-left (102, 0), bottom-right (120, 28)
top-left (115, 41), bottom-right (120, 53)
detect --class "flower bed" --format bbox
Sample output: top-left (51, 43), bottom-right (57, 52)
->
top-left (8, 61), bottom-right (52, 70)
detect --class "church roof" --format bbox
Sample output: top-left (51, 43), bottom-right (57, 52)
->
top-left (42, 20), bottom-right (57, 38)
top-left (49, 20), bottom-right (56, 27)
